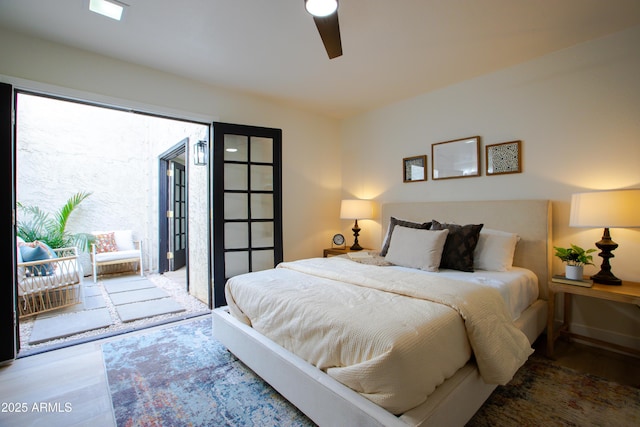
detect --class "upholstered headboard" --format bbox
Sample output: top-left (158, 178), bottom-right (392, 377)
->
top-left (381, 200), bottom-right (552, 299)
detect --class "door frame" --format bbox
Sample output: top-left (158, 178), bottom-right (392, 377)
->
top-left (1, 82), bottom-right (16, 363)
top-left (5, 83), bottom-right (215, 359)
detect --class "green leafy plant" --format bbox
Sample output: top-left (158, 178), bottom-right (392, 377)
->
top-left (17, 191), bottom-right (95, 251)
top-left (553, 244), bottom-right (597, 267)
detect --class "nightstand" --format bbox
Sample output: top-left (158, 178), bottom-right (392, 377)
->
top-left (546, 279), bottom-right (640, 358)
top-left (323, 247), bottom-right (371, 257)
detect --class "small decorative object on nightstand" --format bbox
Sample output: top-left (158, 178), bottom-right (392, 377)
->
top-left (553, 244), bottom-right (596, 281)
top-left (551, 274), bottom-right (593, 287)
top-left (332, 233), bottom-right (345, 249)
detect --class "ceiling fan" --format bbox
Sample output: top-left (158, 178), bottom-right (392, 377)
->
top-left (305, 0), bottom-right (343, 59)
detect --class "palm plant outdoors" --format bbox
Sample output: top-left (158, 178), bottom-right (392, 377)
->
top-left (17, 191), bottom-right (95, 251)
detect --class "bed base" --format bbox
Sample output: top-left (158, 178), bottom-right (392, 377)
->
top-left (212, 299), bottom-right (547, 426)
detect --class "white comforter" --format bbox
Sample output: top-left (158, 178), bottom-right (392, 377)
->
top-left (225, 257), bottom-right (533, 414)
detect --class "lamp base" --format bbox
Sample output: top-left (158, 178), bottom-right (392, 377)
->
top-left (350, 219), bottom-right (363, 251)
top-left (590, 272), bottom-right (622, 286)
top-left (591, 227), bottom-right (622, 286)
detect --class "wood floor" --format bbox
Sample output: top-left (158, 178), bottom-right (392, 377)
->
top-left (533, 335), bottom-right (640, 388)
top-left (1, 324), bottom-right (638, 426)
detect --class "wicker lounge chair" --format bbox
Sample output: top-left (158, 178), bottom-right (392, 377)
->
top-left (17, 239), bottom-right (83, 318)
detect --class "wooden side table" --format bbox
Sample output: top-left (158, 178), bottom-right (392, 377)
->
top-left (547, 279), bottom-right (640, 357)
top-left (323, 247), bottom-right (371, 257)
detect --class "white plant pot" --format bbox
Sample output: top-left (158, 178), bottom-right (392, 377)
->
top-left (565, 265), bottom-right (584, 281)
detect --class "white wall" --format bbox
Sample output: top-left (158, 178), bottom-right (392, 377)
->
top-left (0, 28), bottom-right (342, 307)
top-left (341, 25), bottom-right (640, 351)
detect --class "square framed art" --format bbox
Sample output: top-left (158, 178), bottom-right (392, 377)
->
top-left (486, 140), bottom-right (522, 175)
top-left (403, 155), bottom-right (427, 182)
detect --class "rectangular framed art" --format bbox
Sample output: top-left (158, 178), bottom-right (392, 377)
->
top-left (486, 140), bottom-right (522, 175)
top-left (432, 136), bottom-right (480, 180)
top-left (403, 155), bottom-right (427, 182)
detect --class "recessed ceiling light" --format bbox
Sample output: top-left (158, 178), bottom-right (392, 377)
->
top-left (225, 148), bottom-right (238, 153)
top-left (89, 0), bottom-right (127, 21)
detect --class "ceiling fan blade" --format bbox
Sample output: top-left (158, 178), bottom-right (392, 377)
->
top-left (313, 13), bottom-right (342, 59)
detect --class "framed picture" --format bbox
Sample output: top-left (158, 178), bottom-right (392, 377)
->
top-left (403, 155), bottom-right (427, 182)
top-left (486, 140), bottom-right (522, 175)
top-left (432, 136), bottom-right (480, 180)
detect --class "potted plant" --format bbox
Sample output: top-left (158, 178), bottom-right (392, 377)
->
top-left (553, 244), bottom-right (597, 280)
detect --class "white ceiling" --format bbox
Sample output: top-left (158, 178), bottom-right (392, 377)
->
top-left (1, 0), bottom-right (639, 119)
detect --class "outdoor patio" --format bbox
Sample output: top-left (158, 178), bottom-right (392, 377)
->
top-left (18, 269), bottom-right (210, 356)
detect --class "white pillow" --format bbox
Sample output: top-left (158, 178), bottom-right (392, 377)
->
top-left (474, 228), bottom-right (520, 271)
top-left (92, 230), bottom-right (136, 251)
top-left (384, 226), bottom-right (449, 272)
top-left (113, 230), bottom-right (135, 251)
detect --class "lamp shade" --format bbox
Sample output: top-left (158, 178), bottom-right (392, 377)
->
top-left (570, 189), bottom-right (640, 228)
top-left (340, 199), bottom-right (373, 220)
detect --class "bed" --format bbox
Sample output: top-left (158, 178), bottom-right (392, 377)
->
top-left (212, 199), bottom-right (552, 426)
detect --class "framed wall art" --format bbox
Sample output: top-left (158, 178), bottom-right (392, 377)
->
top-left (432, 136), bottom-right (480, 180)
top-left (403, 155), bottom-right (427, 182)
top-left (486, 140), bottom-right (522, 175)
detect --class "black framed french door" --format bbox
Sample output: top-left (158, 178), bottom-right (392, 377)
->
top-left (211, 122), bottom-right (283, 307)
top-left (1, 82), bottom-right (17, 363)
top-left (158, 141), bottom-right (188, 274)
top-left (170, 161), bottom-right (187, 271)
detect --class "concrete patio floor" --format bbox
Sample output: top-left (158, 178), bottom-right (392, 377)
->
top-left (18, 269), bottom-right (210, 356)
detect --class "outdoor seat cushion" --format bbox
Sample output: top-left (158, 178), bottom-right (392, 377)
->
top-left (94, 249), bottom-right (141, 263)
top-left (20, 244), bottom-right (56, 276)
top-left (92, 230), bottom-right (136, 251)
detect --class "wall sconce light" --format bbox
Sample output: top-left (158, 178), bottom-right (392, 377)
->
top-left (194, 140), bottom-right (208, 166)
top-left (569, 188), bottom-right (640, 285)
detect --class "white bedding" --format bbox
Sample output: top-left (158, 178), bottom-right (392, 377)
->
top-left (389, 265), bottom-right (539, 321)
top-left (225, 256), bottom-right (535, 415)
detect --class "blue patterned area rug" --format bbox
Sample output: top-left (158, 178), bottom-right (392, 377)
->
top-left (102, 316), bottom-right (315, 426)
top-left (103, 315), bottom-right (639, 427)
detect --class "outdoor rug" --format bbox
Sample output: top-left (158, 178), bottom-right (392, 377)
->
top-left (103, 316), bottom-right (639, 427)
top-left (467, 352), bottom-right (640, 426)
top-left (102, 316), bottom-right (314, 427)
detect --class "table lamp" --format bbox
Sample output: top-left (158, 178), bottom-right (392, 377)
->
top-left (340, 199), bottom-right (374, 250)
top-left (569, 188), bottom-right (640, 285)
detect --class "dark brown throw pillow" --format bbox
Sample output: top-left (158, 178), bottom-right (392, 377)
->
top-left (380, 217), bottom-right (432, 256)
top-left (431, 220), bottom-right (484, 272)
